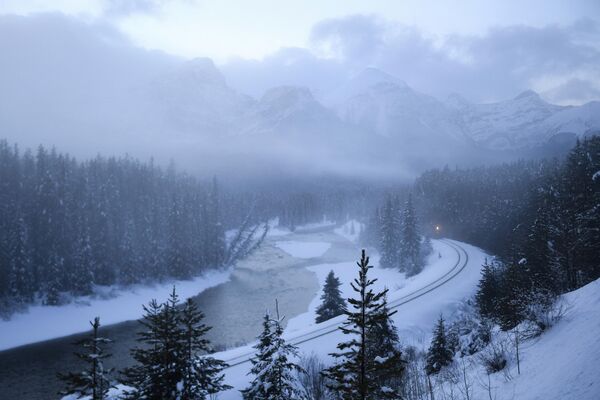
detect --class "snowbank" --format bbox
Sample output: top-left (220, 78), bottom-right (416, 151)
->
top-left (0, 268), bottom-right (233, 351)
top-left (470, 278), bottom-right (600, 400)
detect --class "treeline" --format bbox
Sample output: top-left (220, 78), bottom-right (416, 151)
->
top-left (241, 178), bottom-right (387, 231)
top-left (0, 141), bottom-right (228, 311)
top-left (361, 194), bottom-right (431, 275)
top-left (416, 136), bottom-right (600, 328)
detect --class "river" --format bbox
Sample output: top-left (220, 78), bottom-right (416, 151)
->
top-left (0, 224), bottom-right (359, 400)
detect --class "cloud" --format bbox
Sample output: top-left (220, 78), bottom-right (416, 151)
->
top-left (222, 15), bottom-right (600, 105)
top-left (105, 0), bottom-right (166, 16)
top-left (0, 13), bottom-right (179, 156)
top-left (221, 47), bottom-right (349, 99)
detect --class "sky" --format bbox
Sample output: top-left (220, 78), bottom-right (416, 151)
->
top-left (1, 0), bottom-right (599, 104)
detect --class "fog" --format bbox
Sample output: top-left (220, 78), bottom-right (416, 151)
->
top-left (0, 5), bottom-right (599, 181)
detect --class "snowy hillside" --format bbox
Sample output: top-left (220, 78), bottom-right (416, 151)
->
top-left (450, 278), bottom-right (600, 400)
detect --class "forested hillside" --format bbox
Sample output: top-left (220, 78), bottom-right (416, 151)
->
top-left (415, 136), bottom-right (600, 291)
top-left (0, 141), bottom-right (227, 312)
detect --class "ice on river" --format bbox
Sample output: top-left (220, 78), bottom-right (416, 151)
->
top-left (275, 241), bottom-right (332, 259)
top-left (0, 268), bottom-right (232, 351)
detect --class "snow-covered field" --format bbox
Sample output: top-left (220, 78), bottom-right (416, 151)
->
top-left (0, 268), bottom-right (233, 351)
top-left (215, 239), bottom-right (488, 399)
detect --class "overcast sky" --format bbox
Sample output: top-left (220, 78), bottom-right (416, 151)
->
top-left (1, 0), bottom-right (599, 104)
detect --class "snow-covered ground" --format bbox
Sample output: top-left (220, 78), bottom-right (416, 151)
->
top-left (333, 219), bottom-right (362, 243)
top-left (215, 239), bottom-right (488, 399)
top-left (464, 278), bottom-right (600, 400)
top-left (0, 268), bottom-right (233, 351)
top-left (285, 239), bottom-right (459, 333)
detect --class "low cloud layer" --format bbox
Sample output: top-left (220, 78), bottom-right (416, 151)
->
top-left (223, 15), bottom-right (600, 105)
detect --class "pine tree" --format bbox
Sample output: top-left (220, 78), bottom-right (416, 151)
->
top-left (359, 207), bottom-right (381, 249)
top-left (475, 259), bottom-right (500, 320)
top-left (315, 270), bottom-right (346, 323)
top-left (179, 298), bottom-right (231, 399)
top-left (323, 250), bottom-right (403, 400)
top-left (70, 226), bottom-right (94, 296)
top-left (242, 307), bottom-right (303, 400)
top-left (379, 198), bottom-right (400, 269)
top-left (496, 262), bottom-right (528, 331)
top-left (44, 250), bottom-right (63, 306)
top-left (425, 315), bottom-right (453, 375)
top-left (365, 292), bottom-right (405, 396)
top-left (58, 317), bottom-right (113, 400)
top-left (205, 176), bottom-right (226, 267)
top-left (123, 288), bottom-right (230, 400)
top-left (7, 215), bottom-right (33, 302)
top-left (122, 289), bottom-right (182, 399)
top-left (400, 194), bottom-right (422, 276)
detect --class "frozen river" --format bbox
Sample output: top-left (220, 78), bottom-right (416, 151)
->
top-left (0, 224), bottom-right (359, 399)
top-left (195, 225), bottom-right (358, 348)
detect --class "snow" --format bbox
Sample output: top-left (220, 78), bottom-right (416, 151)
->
top-left (214, 239), bottom-right (488, 399)
top-left (593, 170), bottom-right (600, 181)
top-left (447, 278), bottom-right (600, 400)
top-left (333, 220), bottom-right (362, 243)
top-left (283, 240), bottom-right (484, 336)
top-left (274, 241), bottom-right (331, 259)
top-left (61, 384), bottom-right (130, 400)
top-left (0, 268), bottom-right (233, 351)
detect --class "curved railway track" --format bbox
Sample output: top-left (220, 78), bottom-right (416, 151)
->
top-left (224, 239), bottom-right (469, 368)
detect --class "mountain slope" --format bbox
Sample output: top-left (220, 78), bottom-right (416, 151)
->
top-left (470, 278), bottom-right (600, 400)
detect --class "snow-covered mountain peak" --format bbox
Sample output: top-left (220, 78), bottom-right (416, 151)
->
top-left (445, 93), bottom-right (471, 109)
top-left (260, 85), bottom-right (316, 108)
top-left (324, 67), bottom-right (408, 106)
top-left (250, 85), bottom-right (340, 134)
top-left (514, 89), bottom-right (542, 101)
top-left (174, 57), bottom-right (227, 87)
top-left (351, 67), bottom-right (408, 90)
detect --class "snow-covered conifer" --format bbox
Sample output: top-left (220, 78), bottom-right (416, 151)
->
top-left (58, 317), bottom-right (113, 400)
top-left (425, 315), bottom-right (453, 375)
top-left (315, 270), bottom-right (346, 323)
top-left (242, 307), bottom-right (303, 400)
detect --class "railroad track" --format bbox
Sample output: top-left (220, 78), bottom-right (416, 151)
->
top-left (223, 239), bottom-right (469, 368)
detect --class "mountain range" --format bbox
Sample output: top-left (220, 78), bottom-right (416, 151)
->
top-left (2, 54), bottom-right (599, 178)
top-left (158, 59), bottom-right (600, 149)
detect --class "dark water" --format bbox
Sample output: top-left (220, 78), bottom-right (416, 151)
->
top-left (0, 227), bottom-right (358, 400)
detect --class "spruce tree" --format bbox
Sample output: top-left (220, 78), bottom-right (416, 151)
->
top-left (379, 197), bottom-right (401, 269)
top-left (425, 315), bottom-right (453, 375)
top-left (400, 194), bottom-right (422, 276)
top-left (366, 292), bottom-right (405, 396)
top-left (58, 317), bottom-right (113, 400)
top-left (242, 308), bottom-right (303, 400)
top-left (123, 288), bottom-right (231, 400)
top-left (359, 207), bottom-right (381, 249)
top-left (7, 215), bottom-right (33, 302)
top-left (315, 270), bottom-right (346, 323)
top-left (179, 298), bottom-right (231, 399)
top-left (323, 250), bottom-right (403, 400)
top-left (475, 259), bottom-right (500, 320)
top-left (122, 289), bottom-right (182, 399)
